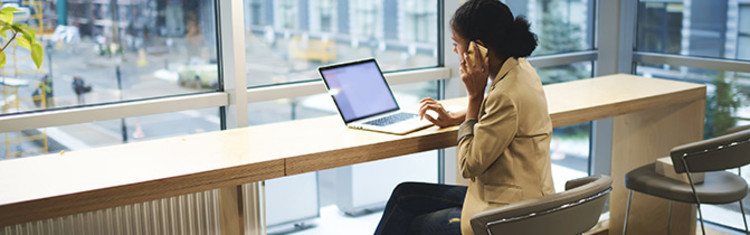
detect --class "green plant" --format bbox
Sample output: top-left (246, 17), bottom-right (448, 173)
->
top-left (705, 71), bottom-right (742, 138)
top-left (0, 6), bottom-right (43, 69)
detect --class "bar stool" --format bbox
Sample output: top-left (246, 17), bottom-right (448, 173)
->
top-left (623, 128), bottom-right (750, 235)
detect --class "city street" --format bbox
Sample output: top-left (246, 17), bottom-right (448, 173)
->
top-left (1, 30), bottom-right (440, 158)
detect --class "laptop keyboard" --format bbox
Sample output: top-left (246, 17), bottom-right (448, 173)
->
top-left (364, 113), bottom-right (417, 126)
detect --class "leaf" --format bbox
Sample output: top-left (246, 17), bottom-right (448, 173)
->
top-left (0, 7), bottom-right (19, 25)
top-left (0, 51), bottom-right (5, 68)
top-left (19, 24), bottom-right (35, 39)
top-left (9, 24), bottom-right (21, 34)
top-left (16, 33), bottom-right (31, 50)
top-left (0, 25), bottom-right (10, 39)
top-left (31, 42), bottom-right (42, 69)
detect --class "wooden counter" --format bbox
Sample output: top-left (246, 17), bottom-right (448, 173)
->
top-left (0, 74), bottom-right (706, 234)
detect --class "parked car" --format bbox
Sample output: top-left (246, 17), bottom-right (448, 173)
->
top-left (177, 64), bottom-right (218, 89)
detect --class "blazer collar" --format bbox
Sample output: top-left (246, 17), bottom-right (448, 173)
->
top-left (490, 57), bottom-right (520, 90)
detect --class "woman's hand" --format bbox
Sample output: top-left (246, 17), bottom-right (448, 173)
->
top-left (460, 43), bottom-right (490, 120)
top-left (418, 97), bottom-right (464, 127)
top-left (460, 43), bottom-right (490, 100)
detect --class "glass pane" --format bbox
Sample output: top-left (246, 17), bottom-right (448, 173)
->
top-left (636, 0), bottom-right (749, 60)
top-left (0, 0), bottom-right (219, 116)
top-left (536, 61), bottom-right (594, 85)
top-left (243, 0), bottom-right (439, 87)
top-left (251, 81), bottom-right (439, 233)
top-left (550, 122), bottom-right (590, 192)
top-left (740, 5), bottom-right (750, 60)
top-left (1, 108), bottom-right (220, 160)
top-left (636, 63), bottom-right (750, 231)
top-left (739, 36), bottom-right (750, 60)
top-left (740, 5), bottom-right (750, 34)
top-left (535, 61), bottom-right (594, 191)
top-left (504, 0), bottom-right (596, 56)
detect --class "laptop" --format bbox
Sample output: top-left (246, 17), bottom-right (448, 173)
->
top-left (318, 58), bottom-right (433, 135)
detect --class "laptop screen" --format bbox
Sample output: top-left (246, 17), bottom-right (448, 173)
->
top-left (319, 59), bottom-right (399, 123)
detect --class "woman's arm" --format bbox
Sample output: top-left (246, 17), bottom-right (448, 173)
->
top-left (457, 93), bottom-right (517, 179)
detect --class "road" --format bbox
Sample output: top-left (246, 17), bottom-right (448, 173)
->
top-left (0, 30), bottom-right (438, 158)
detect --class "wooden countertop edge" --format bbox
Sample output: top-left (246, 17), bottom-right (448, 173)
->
top-left (551, 86), bottom-right (706, 127)
top-left (285, 130), bottom-right (458, 176)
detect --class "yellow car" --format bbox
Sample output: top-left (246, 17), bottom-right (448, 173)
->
top-left (288, 36), bottom-right (336, 63)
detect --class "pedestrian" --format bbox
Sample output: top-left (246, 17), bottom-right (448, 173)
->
top-left (72, 74), bottom-right (90, 104)
top-left (33, 75), bottom-right (54, 108)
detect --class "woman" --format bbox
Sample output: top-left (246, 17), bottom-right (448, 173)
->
top-left (374, 1), bottom-right (554, 234)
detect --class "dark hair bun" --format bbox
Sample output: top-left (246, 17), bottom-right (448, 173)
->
top-left (451, 0), bottom-right (537, 59)
top-left (504, 16), bottom-right (537, 58)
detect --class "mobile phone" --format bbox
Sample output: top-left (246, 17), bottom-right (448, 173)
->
top-left (466, 41), bottom-right (488, 66)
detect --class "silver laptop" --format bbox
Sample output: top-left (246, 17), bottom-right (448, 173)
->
top-left (318, 58), bottom-right (433, 135)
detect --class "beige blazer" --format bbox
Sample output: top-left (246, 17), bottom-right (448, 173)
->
top-left (457, 57), bottom-right (555, 235)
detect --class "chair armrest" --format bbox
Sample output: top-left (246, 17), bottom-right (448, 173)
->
top-left (471, 175), bottom-right (612, 225)
top-left (723, 125), bottom-right (750, 135)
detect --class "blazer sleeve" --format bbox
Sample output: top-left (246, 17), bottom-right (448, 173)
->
top-left (457, 93), bottom-right (518, 179)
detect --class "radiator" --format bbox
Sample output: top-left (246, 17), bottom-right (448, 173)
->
top-left (1, 190), bottom-right (222, 235)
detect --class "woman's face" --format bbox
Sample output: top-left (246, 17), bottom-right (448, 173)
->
top-left (451, 26), bottom-right (469, 60)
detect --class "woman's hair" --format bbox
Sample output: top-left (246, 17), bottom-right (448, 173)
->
top-left (451, 0), bottom-right (537, 58)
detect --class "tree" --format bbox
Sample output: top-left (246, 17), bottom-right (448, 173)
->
top-left (535, 2), bottom-right (589, 84)
top-left (705, 71), bottom-right (742, 138)
top-left (0, 6), bottom-right (43, 69)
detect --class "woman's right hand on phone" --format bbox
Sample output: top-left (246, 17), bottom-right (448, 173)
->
top-left (418, 97), bottom-right (462, 127)
top-left (460, 42), bottom-right (490, 101)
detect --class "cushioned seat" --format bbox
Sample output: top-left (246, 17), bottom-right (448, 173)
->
top-left (625, 164), bottom-right (748, 204)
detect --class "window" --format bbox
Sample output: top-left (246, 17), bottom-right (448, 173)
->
top-left (637, 2), bottom-right (683, 54)
top-left (0, 0), bottom-right (219, 117)
top-left (1, 0), bottom-right (603, 233)
top-left (636, 0), bottom-right (747, 59)
top-left (242, 0), bottom-right (439, 87)
top-left (1, 0), bottom-right (221, 160)
top-left (504, 0), bottom-right (596, 56)
top-left (2, 108), bottom-right (220, 159)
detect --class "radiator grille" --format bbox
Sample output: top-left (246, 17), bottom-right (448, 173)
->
top-left (1, 190), bottom-right (221, 235)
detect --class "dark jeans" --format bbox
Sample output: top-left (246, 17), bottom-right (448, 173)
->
top-left (374, 182), bottom-right (468, 235)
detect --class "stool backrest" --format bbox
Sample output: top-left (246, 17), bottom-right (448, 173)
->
top-left (670, 128), bottom-right (750, 173)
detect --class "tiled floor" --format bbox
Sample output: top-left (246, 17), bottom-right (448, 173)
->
top-left (270, 205), bottom-right (381, 235)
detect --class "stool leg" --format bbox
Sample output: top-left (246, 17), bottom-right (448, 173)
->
top-left (737, 168), bottom-right (748, 235)
top-left (697, 203), bottom-right (706, 235)
top-left (668, 201), bottom-right (673, 235)
top-left (623, 190), bottom-right (633, 235)
top-left (740, 200), bottom-right (749, 235)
